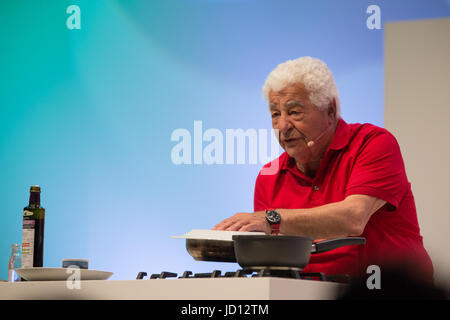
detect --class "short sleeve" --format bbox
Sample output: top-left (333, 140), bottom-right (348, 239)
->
top-left (345, 130), bottom-right (408, 209)
top-left (254, 172), bottom-right (269, 211)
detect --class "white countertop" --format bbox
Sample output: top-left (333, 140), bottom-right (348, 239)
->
top-left (0, 277), bottom-right (348, 300)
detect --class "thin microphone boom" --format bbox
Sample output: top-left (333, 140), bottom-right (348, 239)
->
top-left (306, 127), bottom-right (329, 148)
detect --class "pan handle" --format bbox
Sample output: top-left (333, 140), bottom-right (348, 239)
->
top-left (311, 237), bottom-right (366, 254)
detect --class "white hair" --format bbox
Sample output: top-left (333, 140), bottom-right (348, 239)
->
top-left (262, 56), bottom-right (341, 118)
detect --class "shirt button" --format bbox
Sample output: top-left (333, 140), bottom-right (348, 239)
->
top-left (313, 185), bottom-right (319, 191)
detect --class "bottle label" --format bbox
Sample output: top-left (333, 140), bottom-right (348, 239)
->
top-left (22, 219), bottom-right (35, 268)
top-left (23, 210), bottom-right (34, 217)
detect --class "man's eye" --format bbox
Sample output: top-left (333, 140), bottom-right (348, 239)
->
top-left (271, 113), bottom-right (280, 118)
top-left (289, 111), bottom-right (301, 116)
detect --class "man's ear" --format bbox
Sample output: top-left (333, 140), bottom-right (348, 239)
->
top-left (327, 98), bottom-right (337, 122)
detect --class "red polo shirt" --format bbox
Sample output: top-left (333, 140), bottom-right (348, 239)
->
top-left (254, 119), bottom-right (433, 280)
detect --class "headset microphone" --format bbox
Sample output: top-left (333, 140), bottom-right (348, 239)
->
top-left (306, 127), bottom-right (329, 148)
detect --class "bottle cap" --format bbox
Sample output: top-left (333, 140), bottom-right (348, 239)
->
top-left (30, 185), bottom-right (41, 193)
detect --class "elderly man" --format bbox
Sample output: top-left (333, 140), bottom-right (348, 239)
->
top-left (213, 57), bottom-right (433, 281)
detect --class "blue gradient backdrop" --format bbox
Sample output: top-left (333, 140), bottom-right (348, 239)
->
top-left (1, 0), bottom-right (449, 280)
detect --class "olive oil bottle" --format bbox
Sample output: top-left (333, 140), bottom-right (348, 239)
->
top-left (21, 185), bottom-right (45, 268)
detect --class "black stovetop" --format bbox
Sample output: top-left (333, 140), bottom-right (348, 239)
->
top-left (136, 268), bottom-right (351, 283)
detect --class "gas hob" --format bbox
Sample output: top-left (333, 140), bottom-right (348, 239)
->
top-left (136, 268), bottom-right (351, 283)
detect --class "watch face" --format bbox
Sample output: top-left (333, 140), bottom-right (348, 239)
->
top-left (266, 210), bottom-right (281, 224)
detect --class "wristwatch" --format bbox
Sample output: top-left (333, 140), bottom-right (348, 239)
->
top-left (265, 209), bottom-right (281, 235)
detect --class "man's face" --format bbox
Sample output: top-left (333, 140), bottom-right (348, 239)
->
top-left (269, 83), bottom-right (333, 161)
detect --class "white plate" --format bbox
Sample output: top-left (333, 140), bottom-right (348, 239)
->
top-left (171, 229), bottom-right (265, 241)
top-left (15, 267), bottom-right (113, 281)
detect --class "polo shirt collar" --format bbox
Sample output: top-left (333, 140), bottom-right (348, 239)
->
top-left (328, 118), bottom-right (351, 151)
top-left (280, 118), bottom-right (351, 171)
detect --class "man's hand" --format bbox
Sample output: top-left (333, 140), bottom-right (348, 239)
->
top-left (212, 211), bottom-right (271, 234)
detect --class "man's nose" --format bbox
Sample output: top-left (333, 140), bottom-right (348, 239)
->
top-left (277, 114), bottom-right (293, 136)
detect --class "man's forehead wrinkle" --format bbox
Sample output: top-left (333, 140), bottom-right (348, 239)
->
top-left (286, 100), bottom-right (303, 106)
top-left (271, 92), bottom-right (301, 101)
